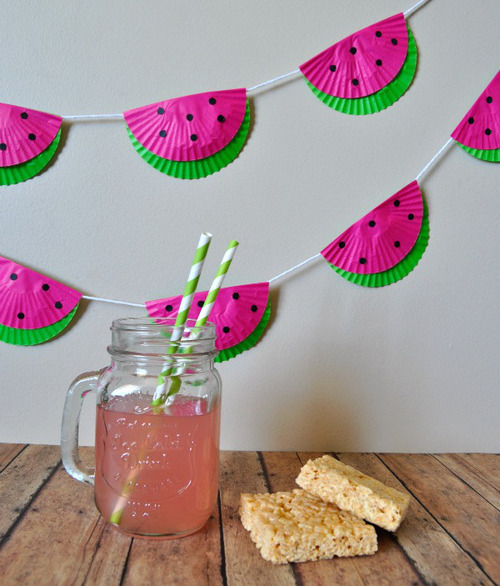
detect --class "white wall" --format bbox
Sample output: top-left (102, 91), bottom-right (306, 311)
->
top-left (1, 0), bottom-right (498, 451)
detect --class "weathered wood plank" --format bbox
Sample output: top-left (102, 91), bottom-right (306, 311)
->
top-left (343, 453), bottom-right (493, 586)
top-left (295, 452), bottom-right (425, 586)
top-left (0, 445), bottom-right (60, 542)
top-left (381, 453), bottom-right (500, 584)
top-left (219, 451), bottom-right (296, 586)
top-left (0, 458), bottom-right (131, 586)
top-left (434, 454), bottom-right (500, 510)
top-left (0, 444), bottom-right (26, 473)
top-left (459, 454), bottom-right (500, 489)
top-left (122, 506), bottom-right (223, 585)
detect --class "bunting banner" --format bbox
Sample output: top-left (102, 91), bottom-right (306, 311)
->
top-left (0, 5), bottom-right (430, 185)
top-left (1, 63), bottom-right (498, 350)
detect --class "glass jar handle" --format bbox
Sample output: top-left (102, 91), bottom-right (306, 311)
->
top-left (61, 370), bottom-right (102, 486)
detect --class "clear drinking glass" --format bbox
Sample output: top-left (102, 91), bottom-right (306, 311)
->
top-left (61, 317), bottom-right (221, 539)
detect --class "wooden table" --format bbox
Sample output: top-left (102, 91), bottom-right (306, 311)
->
top-left (0, 446), bottom-right (498, 585)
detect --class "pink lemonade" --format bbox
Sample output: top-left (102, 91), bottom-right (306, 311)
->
top-left (95, 394), bottom-right (220, 538)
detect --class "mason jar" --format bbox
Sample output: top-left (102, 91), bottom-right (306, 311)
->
top-left (61, 317), bottom-right (221, 539)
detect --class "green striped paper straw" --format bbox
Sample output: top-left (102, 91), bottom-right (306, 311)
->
top-left (110, 232), bottom-right (212, 526)
top-left (167, 239), bottom-right (239, 398)
top-left (151, 231), bottom-right (212, 407)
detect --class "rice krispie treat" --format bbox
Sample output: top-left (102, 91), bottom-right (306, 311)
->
top-left (296, 455), bottom-right (410, 531)
top-left (239, 489), bottom-right (377, 564)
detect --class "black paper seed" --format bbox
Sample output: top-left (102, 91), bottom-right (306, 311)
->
top-left (232, 292), bottom-right (240, 300)
top-left (186, 114), bottom-right (193, 121)
top-left (391, 38), bottom-right (398, 45)
top-left (485, 128), bottom-right (492, 136)
top-left (21, 112), bottom-right (28, 119)
top-left (408, 213), bottom-right (414, 220)
top-left (350, 47), bottom-right (357, 55)
top-left (376, 59), bottom-right (383, 66)
top-left (468, 117), bottom-right (475, 124)
top-left (55, 302), bottom-right (63, 309)
top-left (0, 143), bottom-right (6, 151)
top-left (375, 31), bottom-right (382, 37)
top-left (394, 199), bottom-right (400, 207)
top-left (352, 79), bottom-right (359, 86)
top-left (217, 115), bottom-right (226, 123)
top-left (359, 257), bottom-right (367, 264)
top-left (157, 107), bottom-right (165, 115)
top-left (159, 130), bottom-right (167, 137)
top-left (17, 312), bottom-right (25, 319)
top-left (198, 300), bottom-right (205, 308)
top-left (339, 241), bottom-right (346, 248)
top-left (10, 273), bottom-right (17, 280)
top-left (28, 133), bottom-right (36, 141)
top-left (251, 305), bottom-right (258, 312)
top-left (329, 65), bottom-right (337, 72)
top-left (486, 96), bottom-right (493, 104)
top-left (209, 97), bottom-right (217, 105)
top-left (42, 284), bottom-right (50, 291)
top-left (368, 220), bottom-right (376, 227)
top-left (222, 326), bottom-right (230, 333)
top-left (190, 134), bottom-right (198, 141)
top-left (394, 241), bottom-right (401, 248)
top-left (165, 304), bottom-right (173, 312)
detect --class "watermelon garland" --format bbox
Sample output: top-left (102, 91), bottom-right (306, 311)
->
top-left (321, 181), bottom-right (428, 287)
top-left (300, 13), bottom-right (418, 115)
top-left (0, 103), bottom-right (62, 185)
top-left (124, 89), bottom-right (251, 179)
top-left (451, 70), bottom-right (500, 163)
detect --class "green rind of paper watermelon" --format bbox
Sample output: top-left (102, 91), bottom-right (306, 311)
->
top-left (305, 27), bottom-right (417, 115)
top-left (126, 102), bottom-right (251, 179)
top-left (0, 128), bottom-right (62, 186)
top-left (329, 199), bottom-right (429, 287)
top-left (455, 141), bottom-right (500, 163)
top-left (0, 304), bottom-right (79, 345)
top-left (215, 300), bottom-right (271, 363)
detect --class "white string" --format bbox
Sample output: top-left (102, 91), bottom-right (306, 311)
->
top-left (82, 295), bottom-right (144, 308)
top-left (415, 138), bottom-right (455, 183)
top-left (61, 114), bottom-right (123, 121)
top-left (269, 253), bottom-right (322, 284)
top-left (403, 0), bottom-right (432, 18)
top-left (247, 69), bottom-right (301, 94)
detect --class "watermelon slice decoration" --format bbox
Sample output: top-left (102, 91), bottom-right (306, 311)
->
top-left (0, 103), bottom-right (62, 185)
top-left (300, 13), bottom-right (417, 115)
top-left (451, 70), bottom-right (500, 162)
top-left (321, 181), bottom-right (428, 287)
top-left (146, 282), bottom-right (270, 362)
top-left (124, 88), bottom-right (250, 179)
top-left (0, 256), bottom-right (82, 345)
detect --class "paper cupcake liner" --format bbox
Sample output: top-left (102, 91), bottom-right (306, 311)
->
top-left (0, 253), bottom-right (82, 329)
top-left (0, 103), bottom-right (62, 167)
top-left (0, 304), bottom-right (79, 345)
top-left (146, 281), bottom-right (269, 351)
top-left (300, 13), bottom-right (409, 99)
top-left (304, 26), bottom-right (417, 115)
top-left (322, 181), bottom-right (423, 274)
top-left (215, 300), bottom-right (271, 363)
top-left (455, 142), bottom-right (500, 163)
top-left (124, 89), bottom-right (247, 161)
top-left (451, 71), bottom-right (500, 150)
top-left (329, 199), bottom-right (429, 287)
top-left (126, 101), bottom-right (250, 179)
top-left (0, 129), bottom-right (62, 186)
